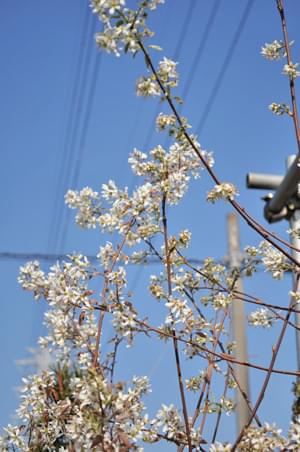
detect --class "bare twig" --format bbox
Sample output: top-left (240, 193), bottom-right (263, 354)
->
top-left (93, 218), bottom-right (135, 368)
top-left (231, 275), bottom-right (300, 450)
top-left (161, 195), bottom-right (193, 452)
top-left (137, 39), bottom-right (300, 268)
top-left (276, 0), bottom-right (300, 150)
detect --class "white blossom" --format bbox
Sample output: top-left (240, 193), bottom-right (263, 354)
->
top-left (261, 40), bottom-right (286, 60)
top-left (283, 63), bottom-right (300, 80)
top-left (91, 0), bottom-right (125, 16)
top-left (212, 292), bottom-right (232, 310)
top-left (258, 241), bottom-right (293, 279)
top-left (269, 102), bottom-right (291, 115)
top-left (3, 1), bottom-right (298, 450)
top-left (238, 423), bottom-right (286, 450)
top-left (165, 296), bottom-right (192, 324)
top-left (147, 0), bottom-right (165, 10)
top-left (156, 112), bottom-right (176, 131)
top-left (136, 76), bottom-right (160, 97)
top-left (248, 307), bottom-right (276, 328)
top-left (207, 182), bottom-right (238, 203)
top-left (210, 443), bottom-right (232, 452)
top-left (65, 187), bottom-right (101, 228)
top-left (18, 261), bottom-right (47, 300)
top-left (157, 57), bottom-right (178, 87)
top-left (287, 416), bottom-right (300, 449)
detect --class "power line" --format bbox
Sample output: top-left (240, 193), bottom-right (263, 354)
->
top-left (142, 1), bottom-right (197, 156)
top-left (58, 53), bottom-right (103, 252)
top-left (57, 26), bottom-right (99, 252)
top-left (195, 0), bottom-right (254, 135)
top-left (180, 0), bottom-right (221, 105)
top-left (48, 6), bottom-right (91, 252)
top-left (116, 4), bottom-right (171, 189)
top-left (161, 0), bottom-right (221, 152)
top-left (0, 251), bottom-right (98, 263)
top-left (48, 10), bottom-right (97, 253)
top-left (0, 251), bottom-right (204, 266)
top-left (31, 5), bottom-right (98, 346)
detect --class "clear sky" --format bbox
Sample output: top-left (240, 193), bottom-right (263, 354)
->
top-left (1, 0), bottom-right (300, 448)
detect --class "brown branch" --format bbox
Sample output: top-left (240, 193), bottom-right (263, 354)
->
top-left (211, 370), bottom-right (230, 444)
top-left (144, 239), bottom-right (262, 426)
top-left (130, 318), bottom-right (300, 377)
top-left (231, 275), bottom-right (300, 451)
top-left (234, 289), bottom-right (300, 315)
top-left (137, 40), bottom-right (300, 269)
top-left (277, 0), bottom-right (300, 150)
top-left (193, 310), bottom-right (230, 437)
top-left (177, 248), bottom-right (300, 330)
top-left (231, 2), bottom-right (300, 446)
top-left (93, 218), bottom-right (135, 368)
top-left (94, 271), bottom-right (299, 378)
top-left (161, 194), bottom-right (193, 452)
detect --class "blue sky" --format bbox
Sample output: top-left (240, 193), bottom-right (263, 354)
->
top-left (1, 0), bottom-right (300, 447)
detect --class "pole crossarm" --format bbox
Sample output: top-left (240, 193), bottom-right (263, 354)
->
top-left (247, 155), bottom-right (300, 223)
top-left (247, 155), bottom-right (300, 373)
top-left (246, 173), bottom-right (283, 191)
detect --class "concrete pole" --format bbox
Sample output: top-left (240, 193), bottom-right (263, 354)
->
top-left (287, 156), bottom-right (300, 371)
top-left (227, 213), bottom-right (251, 434)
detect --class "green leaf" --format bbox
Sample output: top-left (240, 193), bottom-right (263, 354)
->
top-left (125, 42), bottom-right (130, 54)
top-left (174, 96), bottom-right (183, 105)
top-left (148, 44), bottom-right (163, 51)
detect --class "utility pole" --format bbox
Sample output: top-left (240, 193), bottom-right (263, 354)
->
top-left (227, 213), bottom-right (251, 435)
top-left (286, 156), bottom-right (300, 371)
top-left (247, 155), bottom-right (300, 370)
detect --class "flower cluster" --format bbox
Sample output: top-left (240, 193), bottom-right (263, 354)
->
top-left (136, 56), bottom-right (178, 98)
top-left (258, 241), bottom-right (294, 279)
top-left (248, 307), bottom-right (276, 328)
top-left (165, 296), bottom-right (192, 324)
top-left (211, 292), bottom-right (233, 311)
top-left (128, 139), bottom-right (213, 205)
top-left (3, 1), bottom-right (300, 450)
top-left (91, 0), bottom-right (164, 57)
top-left (65, 187), bottom-right (101, 228)
top-left (238, 423), bottom-right (286, 450)
top-left (156, 112), bottom-right (176, 131)
top-left (210, 418), bottom-right (300, 451)
top-left (269, 102), bottom-right (291, 115)
top-left (261, 40), bottom-right (287, 60)
top-left (157, 57), bottom-right (178, 88)
top-left (150, 403), bottom-right (203, 447)
top-left (207, 182), bottom-right (238, 203)
top-left (1, 368), bottom-right (151, 450)
top-left (136, 75), bottom-right (161, 97)
top-left (185, 371), bottom-right (206, 392)
top-left (91, 0), bottom-right (125, 17)
top-left (18, 260), bottom-right (47, 300)
top-left (282, 62), bottom-right (300, 80)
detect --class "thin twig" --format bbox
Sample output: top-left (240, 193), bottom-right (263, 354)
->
top-left (137, 39), bottom-right (300, 268)
top-left (93, 218), bottom-right (135, 368)
top-left (161, 194), bottom-right (193, 452)
top-left (130, 317), bottom-right (300, 377)
top-left (231, 275), bottom-right (300, 451)
top-left (276, 0), bottom-right (300, 150)
top-left (211, 370), bottom-right (230, 444)
top-left (145, 239), bottom-right (262, 425)
top-left (199, 310), bottom-right (229, 436)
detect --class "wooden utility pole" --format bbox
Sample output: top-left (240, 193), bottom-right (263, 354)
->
top-left (227, 213), bottom-right (251, 434)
